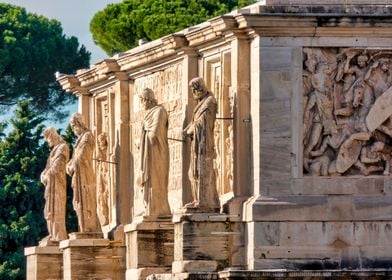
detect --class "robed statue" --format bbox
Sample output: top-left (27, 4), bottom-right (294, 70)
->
top-left (183, 77), bottom-right (220, 211)
top-left (40, 127), bottom-right (69, 241)
top-left (135, 88), bottom-right (171, 218)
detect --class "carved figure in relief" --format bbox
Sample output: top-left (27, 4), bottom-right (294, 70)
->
top-left (226, 123), bottom-right (234, 192)
top-left (135, 88), bottom-right (171, 217)
top-left (96, 132), bottom-right (109, 227)
top-left (225, 89), bottom-right (235, 192)
top-left (343, 50), bottom-right (369, 85)
top-left (66, 113), bottom-right (98, 232)
top-left (353, 143), bottom-right (385, 176)
top-left (214, 120), bottom-right (222, 194)
top-left (183, 77), bottom-right (220, 211)
top-left (303, 48), bottom-right (392, 176)
top-left (40, 127), bottom-right (69, 241)
top-left (351, 82), bottom-right (374, 132)
top-left (303, 52), bottom-right (340, 172)
top-left (369, 141), bottom-right (392, 175)
top-left (365, 57), bottom-right (392, 98)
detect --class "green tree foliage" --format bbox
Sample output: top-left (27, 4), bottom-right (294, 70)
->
top-left (90, 0), bottom-right (257, 56)
top-left (0, 4), bottom-right (90, 120)
top-left (0, 101), bottom-right (48, 279)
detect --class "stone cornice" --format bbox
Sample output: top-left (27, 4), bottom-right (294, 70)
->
top-left (58, 3), bottom-right (392, 94)
top-left (235, 13), bottom-right (392, 37)
top-left (78, 59), bottom-right (122, 87)
top-left (185, 16), bottom-right (237, 47)
top-left (57, 75), bottom-right (87, 96)
top-left (57, 59), bottom-right (126, 95)
top-left (117, 34), bottom-right (187, 72)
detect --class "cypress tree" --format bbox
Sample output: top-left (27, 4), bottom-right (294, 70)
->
top-left (0, 101), bottom-right (48, 279)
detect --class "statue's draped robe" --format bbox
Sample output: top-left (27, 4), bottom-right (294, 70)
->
top-left (138, 105), bottom-right (171, 217)
top-left (70, 130), bottom-right (98, 232)
top-left (188, 92), bottom-right (220, 210)
top-left (97, 148), bottom-right (109, 227)
top-left (42, 142), bottom-right (69, 241)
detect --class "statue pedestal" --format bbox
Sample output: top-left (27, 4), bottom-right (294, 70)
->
top-left (124, 217), bottom-right (174, 280)
top-left (171, 212), bottom-right (229, 274)
top-left (25, 243), bottom-right (62, 280)
top-left (60, 232), bottom-right (125, 280)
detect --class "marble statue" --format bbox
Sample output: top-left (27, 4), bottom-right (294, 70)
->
top-left (40, 127), bottom-right (69, 242)
top-left (135, 88), bottom-right (171, 218)
top-left (303, 48), bottom-right (392, 176)
top-left (66, 113), bottom-right (98, 232)
top-left (96, 132), bottom-right (109, 227)
top-left (183, 77), bottom-right (220, 211)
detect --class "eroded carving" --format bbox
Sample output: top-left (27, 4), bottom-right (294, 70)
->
top-left (67, 113), bottom-right (99, 232)
top-left (96, 132), bottom-right (109, 227)
top-left (303, 48), bottom-right (392, 176)
top-left (134, 88), bottom-right (171, 218)
top-left (183, 77), bottom-right (220, 211)
top-left (40, 127), bottom-right (69, 242)
top-left (132, 64), bottom-right (183, 210)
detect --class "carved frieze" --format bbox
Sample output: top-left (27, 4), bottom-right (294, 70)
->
top-left (303, 47), bottom-right (392, 176)
top-left (132, 64), bottom-right (183, 211)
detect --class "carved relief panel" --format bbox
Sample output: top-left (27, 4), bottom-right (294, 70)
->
top-left (93, 89), bottom-right (115, 228)
top-left (303, 47), bottom-right (392, 176)
top-left (131, 63), bottom-right (183, 211)
top-left (205, 52), bottom-right (234, 197)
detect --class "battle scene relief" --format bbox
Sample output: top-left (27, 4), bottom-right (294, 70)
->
top-left (303, 47), bottom-right (392, 176)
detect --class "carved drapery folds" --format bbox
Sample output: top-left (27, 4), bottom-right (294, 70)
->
top-left (132, 64), bottom-right (183, 212)
top-left (97, 132), bottom-right (110, 227)
top-left (94, 89), bottom-right (115, 228)
top-left (207, 55), bottom-right (234, 197)
top-left (303, 47), bottom-right (392, 176)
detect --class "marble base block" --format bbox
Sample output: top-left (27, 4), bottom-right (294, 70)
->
top-left (124, 218), bottom-right (174, 280)
top-left (60, 235), bottom-right (125, 280)
top-left (172, 212), bottom-right (229, 274)
top-left (25, 245), bottom-right (63, 280)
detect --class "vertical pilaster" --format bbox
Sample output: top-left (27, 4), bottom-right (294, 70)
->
top-left (113, 73), bottom-right (131, 231)
top-left (181, 49), bottom-right (198, 207)
top-left (231, 33), bottom-right (251, 198)
top-left (77, 91), bottom-right (90, 125)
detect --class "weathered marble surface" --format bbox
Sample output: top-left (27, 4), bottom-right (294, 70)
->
top-left (172, 213), bottom-right (229, 274)
top-left (183, 78), bottom-right (220, 211)
top-left (25, 246), bottom-right (63, 280)
top-left (125, 220), bottom-right (174, 280)
top-left (40, 127), bottom-right (69, 242)
top-left (96, 132), bottom-right (110, 227)
top-left (303, 48), bottom-right (392, 177)
top-left (60, 237), bottom-right (125, 280)
top-left (67, 113), bottom-right (99, 233)
top-left (134, 88), bottom-right (171, 218)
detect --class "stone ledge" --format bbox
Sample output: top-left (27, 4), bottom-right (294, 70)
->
top-left (147, 272), bottom-right (219, 280)
top-left (124, 219), bottom-right (173, 232)
top-left (24, 246), bottom-right (61, 256)
top-left (173, 212), bottom-right (231, 223)
top-left (218, 269), bottom-right (392, 279)
top-left (246, 195), bottom-right (392, 221)
top-left (59, 238), bottom-right (110, 248)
